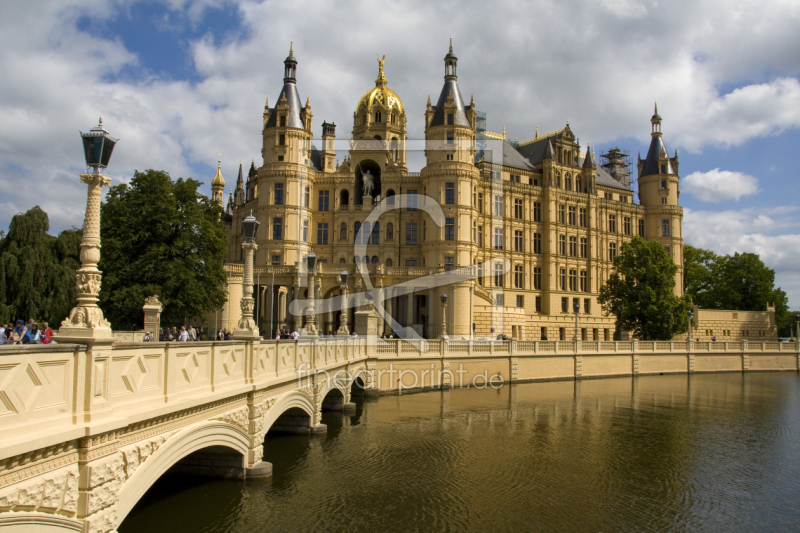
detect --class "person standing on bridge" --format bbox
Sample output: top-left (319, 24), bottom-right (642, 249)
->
top-left (178, 326), bottom-right (189, 342)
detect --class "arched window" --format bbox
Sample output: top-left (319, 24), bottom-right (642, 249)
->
top-left (376, 112), bottom-right (382, 122)
top-left (576, 176), bottom-right (583, 192)
top-left (339, 257), bottom-right (346, 263)
top-left (556, 173), bottom-right (562, 188)
top-left (372, 256), bottom-right (379, 264)
top-left (340, 222), bottom-right (347, 240)
top-left (372, 222), bottom-right (380, 244)
top-left (354, 222), bottom-right (361, 243)
top-left (363, 222), bottom-right (371, 243)
top-left (565, 174), bottom-right (572, 191)
top-left (340, 189), bottom-right (349, 206)
top-left (386, 258), bottom-right (393, 267)
top-left (386, 189), bottom-right (395, 207)
top-left (391, 138), bottom-right (399, 160)
top-left (386, 222), bottom-right (394, 239)
top-left (363, 255), bottom-right (369, 264)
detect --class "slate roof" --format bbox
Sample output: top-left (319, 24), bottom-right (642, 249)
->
top-left (264, 82), bottom-right (304, 129)
top-left (641, 135), bottom-right (675, 177)
top-left (308, 144), bottom-right (322, 171)
top-left (481, 139), bottom-right (537, 171)
top-left (430, 79), bottom-right (470, 127)
top-left (518, 136), bottom-right (557, 165)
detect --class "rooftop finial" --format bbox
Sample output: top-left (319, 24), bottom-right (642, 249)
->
top-left (376, 54), bottom-right (387, 86)
top-left (98, 117), bottom-right (103, 127)
top-left (449, 36), bottom-right (453, 53)
top-left (290, 40), bottom-right (293, 55)
top-left (535, 126), bottom-right (539, 139)
top-left (654, 101), bottom-right (658, 115)
top-left (503, 125), bottom-right (506, 139)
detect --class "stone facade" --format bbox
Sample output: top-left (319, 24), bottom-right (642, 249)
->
top-left (212, 44), bottom-right (690, 341)
top-left (690, 305), bottom-right (777, 342)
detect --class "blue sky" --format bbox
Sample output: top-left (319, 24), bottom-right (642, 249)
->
top-left (1, 0), bottom-right (799, 305)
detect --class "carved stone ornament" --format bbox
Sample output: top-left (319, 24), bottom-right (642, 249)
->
top-left (76, 272), bottom-right (102, 296)
top-left (61, 306), bottom-right (111, 329)
top-left (143, 295), bottom-right (161, 307)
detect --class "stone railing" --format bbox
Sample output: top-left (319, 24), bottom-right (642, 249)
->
top-left (0, 338), bottom-right (367, 457)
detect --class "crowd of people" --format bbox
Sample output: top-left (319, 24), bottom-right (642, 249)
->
top-left (2, 319), bottom-right (54, 345)
top-left (146, 325), bottom-right (205, 342)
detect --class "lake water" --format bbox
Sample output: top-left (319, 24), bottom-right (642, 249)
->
top-left (120, 373), bottom-right (800, 532)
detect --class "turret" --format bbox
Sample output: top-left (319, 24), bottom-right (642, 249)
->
top-left (234, 161), bottom-right (245, 207)
top-left (321, 121), bottom-right (336, 172)
top-left (211, 157), bottom-right (225, 206)
top-left (636, 104), bottom-right (684, 294)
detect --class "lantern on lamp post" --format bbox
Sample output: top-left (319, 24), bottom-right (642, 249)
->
top-left (57, 118), bottom-right (118, 341)
top-left (234, 211), bottom-right (260, 338)
top-left (337, 269), bottom-right (349, 336)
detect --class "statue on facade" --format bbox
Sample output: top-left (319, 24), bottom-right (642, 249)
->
top-left (362, 169), bottom-right (374, 197)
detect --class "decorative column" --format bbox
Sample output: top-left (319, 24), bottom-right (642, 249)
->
top-left (234, 212), bottom-right (260, 339)
top-left (337, 270), bottom-right (349, 336)
top-left (59, 175), bottom-right (113, 340)
top-left (303, 251), bottom-right (318, 335)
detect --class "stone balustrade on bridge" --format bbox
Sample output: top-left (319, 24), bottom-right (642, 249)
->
top-left (0, 337), bottom-right (797, 532)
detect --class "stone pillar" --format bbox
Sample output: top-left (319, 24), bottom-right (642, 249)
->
top-left (469, 285), bottom-right (474, 340)
top-left (428, 288), bottom-right (434, 339)
top-left (292, 284), bottom-right (301, 331)
top-left (234, 242), bottom-right (260, 339)
top-left (406, 289), bottom-right (414, 336)
top-left (440, 295), bottom-right (449, 340)
top-left (142, 296), bottom-right (162, 335)
top-left (453, 283), bottom-right (471, 339)
top-left (56, 173), bottom-right (113, 342)
top-left (266, 285), bottom-right (275, 336)
top-left (337, 283), bottom-right (349, 336)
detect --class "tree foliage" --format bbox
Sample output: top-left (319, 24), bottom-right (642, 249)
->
top-left (99, 169), bottom-right (227, 330)
top-left (0, 206), bottom-right (81, 325)
top-left (684, 245), bottom-right (791, 335)
top-left (599, 237), bottom-right (692, 340)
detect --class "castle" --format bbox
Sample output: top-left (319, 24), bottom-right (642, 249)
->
top-left (207, 42), bottom-right (766, 342)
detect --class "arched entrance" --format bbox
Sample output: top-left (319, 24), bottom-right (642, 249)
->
top-left (354, 159), bottom-right (381, 204)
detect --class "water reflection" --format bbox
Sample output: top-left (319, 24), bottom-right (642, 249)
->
top-left (121, 373), bottom-right (800, 532)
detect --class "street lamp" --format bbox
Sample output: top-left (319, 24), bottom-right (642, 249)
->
top-left (58, 119), bottom-right (118, 340)
top-left (304, 250), bottom-right (318, 335)
top-left (234, 211), bottom-right (260, 338)
top-left (687, 309), bottom-right (694, 343)
top-left (337, 269), bottom-right (349, 336)
top-left (573, 299), bottom-right (580, 341)
top-left (440, 293), bottom-right (448, 340)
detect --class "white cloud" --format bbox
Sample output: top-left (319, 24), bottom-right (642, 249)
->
top-left (684, 207), bottom-right (800, 307)
top-left (683, 168), bottom-right (759, 202)
top-left (0, 0), bottom-right (799, 238)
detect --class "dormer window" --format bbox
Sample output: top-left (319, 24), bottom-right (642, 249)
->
top-left (661, 164), bottom-right (666, 174)
top-left (280, 116), bottom-right (286, 127)
top-left (447, 113), bottom-right (454, 125)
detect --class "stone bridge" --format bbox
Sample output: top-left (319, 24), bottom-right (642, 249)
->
top-left (0, 337), bottom-right (797, 532)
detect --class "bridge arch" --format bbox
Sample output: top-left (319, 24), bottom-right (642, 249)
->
top-left (116, 420), bottom-right (250, 527)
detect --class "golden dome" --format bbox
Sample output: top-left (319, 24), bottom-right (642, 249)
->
top-left (211, 158), bottom-right (225, 188)
top-left (357, 56), bottom-right (404, 114)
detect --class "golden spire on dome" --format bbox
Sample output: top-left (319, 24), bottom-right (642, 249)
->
top-left (376, 55), bottom-right (387, 87)
top-left (212, 154), bottom-right (225, 188)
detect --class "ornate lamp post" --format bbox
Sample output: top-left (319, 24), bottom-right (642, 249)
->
top-left (440, 293), bottom-right (448, 340)
top-left (234, 211), bottom-right (260, 338)
top-left (687, 309), bottom-right (694, 343)
top-left (304, 250), bottom-right (318, 335)
top-left (573, 299), bottom-right (580, 341)
top-left (337, 270), bottom-right (349, 336)
top-left (58, 119), bottom-right (117, 341)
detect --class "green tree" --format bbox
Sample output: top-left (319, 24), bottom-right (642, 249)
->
top-left (599, 237), bottom-right (692, 340)
top-left (684, 246), bottom-right (790, 333)
top-left (99, 169), bottom-right (227, 330)
top-left (0, 206), bottom-right (81, 325)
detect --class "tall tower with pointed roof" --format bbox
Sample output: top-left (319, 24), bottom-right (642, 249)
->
top-left (637, 104), bottom-right (684, 294)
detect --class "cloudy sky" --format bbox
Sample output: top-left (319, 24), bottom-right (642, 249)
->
top-left (1, 0), bottom-right (799, 305)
